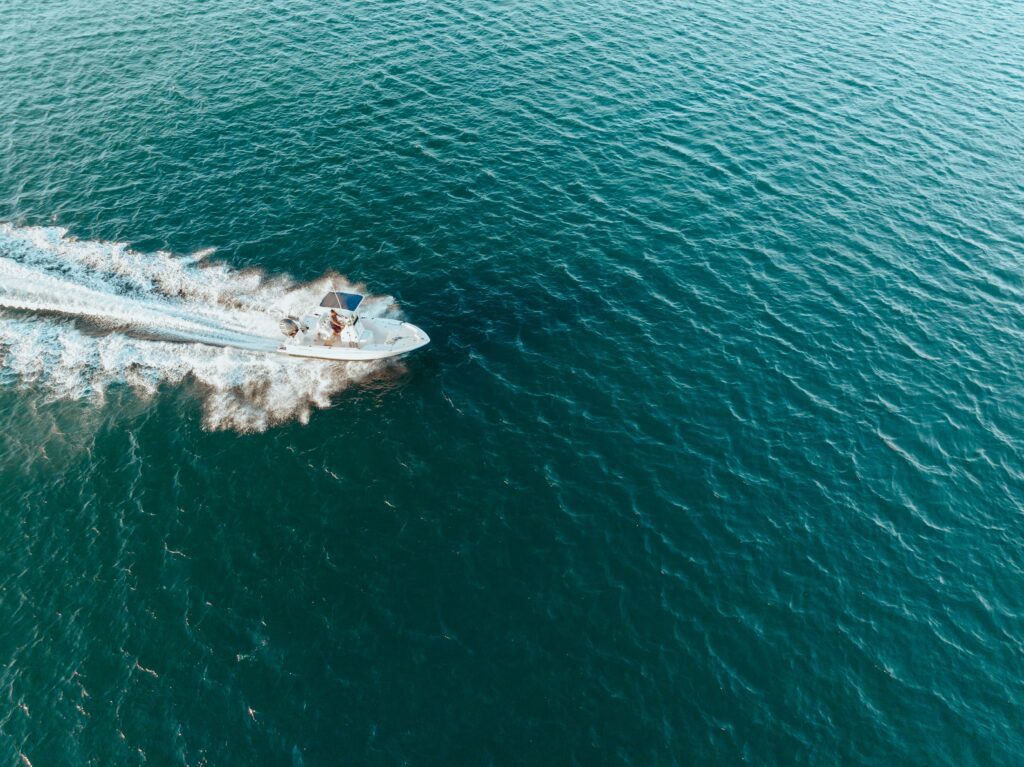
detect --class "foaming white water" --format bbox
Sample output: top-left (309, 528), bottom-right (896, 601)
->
top-left (0, 224), bottom-right (401, 431)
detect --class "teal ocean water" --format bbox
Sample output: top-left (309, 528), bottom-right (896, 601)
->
top-left (2, 0), bottom-right (1023, 763)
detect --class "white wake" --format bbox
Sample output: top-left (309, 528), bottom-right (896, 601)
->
top-left (0, 224), bottom-right (404, 432)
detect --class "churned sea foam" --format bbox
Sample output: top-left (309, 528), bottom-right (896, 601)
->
top-left (0, 224), bottom-right (401, 431)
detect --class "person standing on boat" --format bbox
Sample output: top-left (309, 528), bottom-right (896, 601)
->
top-left (328, 309), bottom-right (343, 344)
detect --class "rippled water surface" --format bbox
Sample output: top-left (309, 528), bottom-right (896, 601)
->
top-left (2, 0), bottom-right (1023, 764)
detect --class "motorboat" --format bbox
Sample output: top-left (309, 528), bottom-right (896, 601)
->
top-left (277, 291), bottom-right (429, 361)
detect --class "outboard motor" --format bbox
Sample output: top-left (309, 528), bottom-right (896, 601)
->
top-left (278, 316), bottom-right (304, 338)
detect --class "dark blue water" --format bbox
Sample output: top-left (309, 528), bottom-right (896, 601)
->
top-left (1, 0), bottom-right (1023, 763)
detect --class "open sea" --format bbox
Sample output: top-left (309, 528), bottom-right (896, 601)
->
top-left (1, 0), bottom-right (1023, 764)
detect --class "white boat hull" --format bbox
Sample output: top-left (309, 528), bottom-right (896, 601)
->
top-left (278, 318), bottom-right (429, 361)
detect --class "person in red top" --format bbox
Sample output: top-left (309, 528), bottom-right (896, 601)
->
top-left (328, 310), bottom-right (343, 343)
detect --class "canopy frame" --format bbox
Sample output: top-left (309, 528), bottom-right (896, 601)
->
top-left (319, 291), bottom-right (364, 311)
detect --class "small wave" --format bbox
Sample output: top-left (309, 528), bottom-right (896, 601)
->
top-left (0, 224), bottom-right (402, 432)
